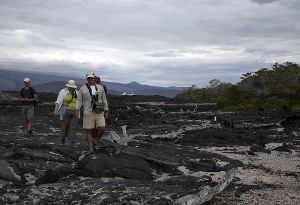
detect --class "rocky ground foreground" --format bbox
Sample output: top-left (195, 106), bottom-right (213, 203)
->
top-left (0, 91), bottom-right (299, 204)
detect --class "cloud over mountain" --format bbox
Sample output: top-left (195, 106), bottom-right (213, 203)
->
top-left (0, 0), bottom-right (299, 87)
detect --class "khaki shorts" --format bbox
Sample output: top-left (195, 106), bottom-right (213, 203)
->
top-left (83, 112), bottom-right (105, 129)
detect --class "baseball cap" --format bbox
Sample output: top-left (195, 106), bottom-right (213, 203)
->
top-left (24, 78), bottom-right (31, 82)
top-left (86, 72), bottom-right (95, 79)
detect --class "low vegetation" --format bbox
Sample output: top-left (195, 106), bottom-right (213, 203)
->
top-left (175, 62), bottom-right (300, 111)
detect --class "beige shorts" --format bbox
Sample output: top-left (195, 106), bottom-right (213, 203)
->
top-left (83, 112), bottom-right (105, 129)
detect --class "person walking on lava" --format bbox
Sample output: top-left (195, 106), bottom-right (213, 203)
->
top-left (75, 72), bottom-right (109, 154)
top-left (19, 78), bottom-right (38, 135)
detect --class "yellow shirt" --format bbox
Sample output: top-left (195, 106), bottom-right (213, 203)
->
top-left (63, 92), bottom-right (76, 110)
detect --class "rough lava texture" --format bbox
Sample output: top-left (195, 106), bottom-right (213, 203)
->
top-left (0, 91), bottom-right (299, 204)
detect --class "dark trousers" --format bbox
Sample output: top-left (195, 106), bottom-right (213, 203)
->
top-left (61, 109), bottom-right (78, 144)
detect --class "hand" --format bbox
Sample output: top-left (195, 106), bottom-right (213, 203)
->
top-left (53, 109), bottom-right (58, 115)
top-left (104, 111), bottom-right (109, 119)
top-left (76, 110), bottom-right (80, 118)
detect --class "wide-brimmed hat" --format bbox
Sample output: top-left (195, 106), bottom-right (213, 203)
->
top-left (86, 72), bottom-right (95, 79)
top-left (66, 80), bottom-right (77, 88)
top-left (24, 78), bottom-right (31, 82)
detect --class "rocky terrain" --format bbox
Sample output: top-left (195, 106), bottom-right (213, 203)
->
top-left (0, 91), bottom-right (299, 204)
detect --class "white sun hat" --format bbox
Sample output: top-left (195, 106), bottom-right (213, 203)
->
top-left (66, 80), bottom-right (77, 88)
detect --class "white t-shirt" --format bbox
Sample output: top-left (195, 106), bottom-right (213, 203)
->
top-left (90, 85), bottom-right (97, 95)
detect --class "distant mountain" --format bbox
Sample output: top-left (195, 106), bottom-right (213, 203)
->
top-left (0, 69), bottom-right (186, 97)
top-left (0, 69), bottom-right (84, 91)
top-left (34, 81), bottom-right (122, 95)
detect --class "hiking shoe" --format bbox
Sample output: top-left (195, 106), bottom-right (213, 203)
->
top-left (79, 151), bottom-right (90, 161)
top-left (78, 151), bottom-right (94, 161)
top-left (60, 138), bottom-right (65, 145)
top-left (70, 140), bottom-right (76, 146)
top-left (90, 154), bottom-right (97, 160)
top-left (93, 139), bottom-right (100, 150)
top-left (94, 144), bottom-right (100, 150)
top-left (26, 130), bottom-right (33, 137)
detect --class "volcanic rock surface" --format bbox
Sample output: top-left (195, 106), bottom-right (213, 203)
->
top-left (0, 91), bottom-right (299, 204)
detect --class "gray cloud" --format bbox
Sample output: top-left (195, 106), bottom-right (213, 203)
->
top-left (0, 0), bottom-right (299, 87)
top-left (146, 50), bottom-right (184, 58)
top-left (251, 0), bottom-right (279, 4)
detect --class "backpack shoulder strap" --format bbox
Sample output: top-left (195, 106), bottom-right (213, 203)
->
top-left (66, 94), bottom-right (74, 104)
top-left (65, 89), bottom-right (76, 104)
top-left (20, 88), bottom-right (25, 98)
top-left (86, 83), bottom-right (99, 95)
top-left (86, 83), bottom-right (93, 96)
top-left (29, 86), bottom-right (35, 98)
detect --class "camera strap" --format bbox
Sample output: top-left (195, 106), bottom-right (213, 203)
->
top-left (86, 83), bottom-right (98, 103)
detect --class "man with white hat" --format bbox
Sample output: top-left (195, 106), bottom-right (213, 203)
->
top-left (19, 77), bottom-right (38, 134)
top-left (75, 72), bottom-right (109, 154)
top-left (53, 80), bottom-right (79, 145)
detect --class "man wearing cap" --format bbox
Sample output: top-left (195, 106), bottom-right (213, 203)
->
top-left (19, 78), bottom-right (38, 134)
top-left (53, 80), bottom-right (79, 145)
top-left (75, 73), bottom-right (109, 154)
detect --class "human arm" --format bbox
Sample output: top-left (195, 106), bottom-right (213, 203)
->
top-left (53, 103), bottom-right (59, 115)
top-left (29, 87), bottom-right (38, 101)
top-left (19, 88), bottom-right (26, 101)
top-left (29, 93), bottom-right (38, 102)
top-left (104, 110), bottom-right (109, 119)
top-left (53, 88), bottom-right (67, 114)
top-left (75, 88), bottom-right (83, 118)
top-left (33, 93), bottom-right (38, 101)
top-left (99, 86), bottom-right (109, 119)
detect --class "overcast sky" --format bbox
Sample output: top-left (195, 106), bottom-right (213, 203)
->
top-left (0, 0), bottom-right (299, 87)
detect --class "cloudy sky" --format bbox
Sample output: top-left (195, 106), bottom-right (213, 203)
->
top-left (0, 0), bottom-right (299, 87)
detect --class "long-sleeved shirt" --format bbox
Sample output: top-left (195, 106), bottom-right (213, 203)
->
top-left (75, 84), bottom-right (109, 114)
top-left (55, 88), bottom-right (79, 110)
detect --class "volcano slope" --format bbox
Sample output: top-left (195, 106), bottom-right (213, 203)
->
top-left (0, 91), bottom-right (299, 204)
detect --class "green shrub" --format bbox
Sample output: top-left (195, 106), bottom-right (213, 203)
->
top-left (176, 62), bottom-right (300, 112)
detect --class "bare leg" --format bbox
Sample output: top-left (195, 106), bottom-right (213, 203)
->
top-left (27, 117), bottom-right (32, 132)
top-left (25, 118), bottom-right (28, 128)
top-left (94, 126), bottom-right (105, 144)
top-left (60, 115), bottom-right (69, 144)
top-left (86, 129), bottom-right (94, 153)
top-left (68, 111), bottom-right (78, 145)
